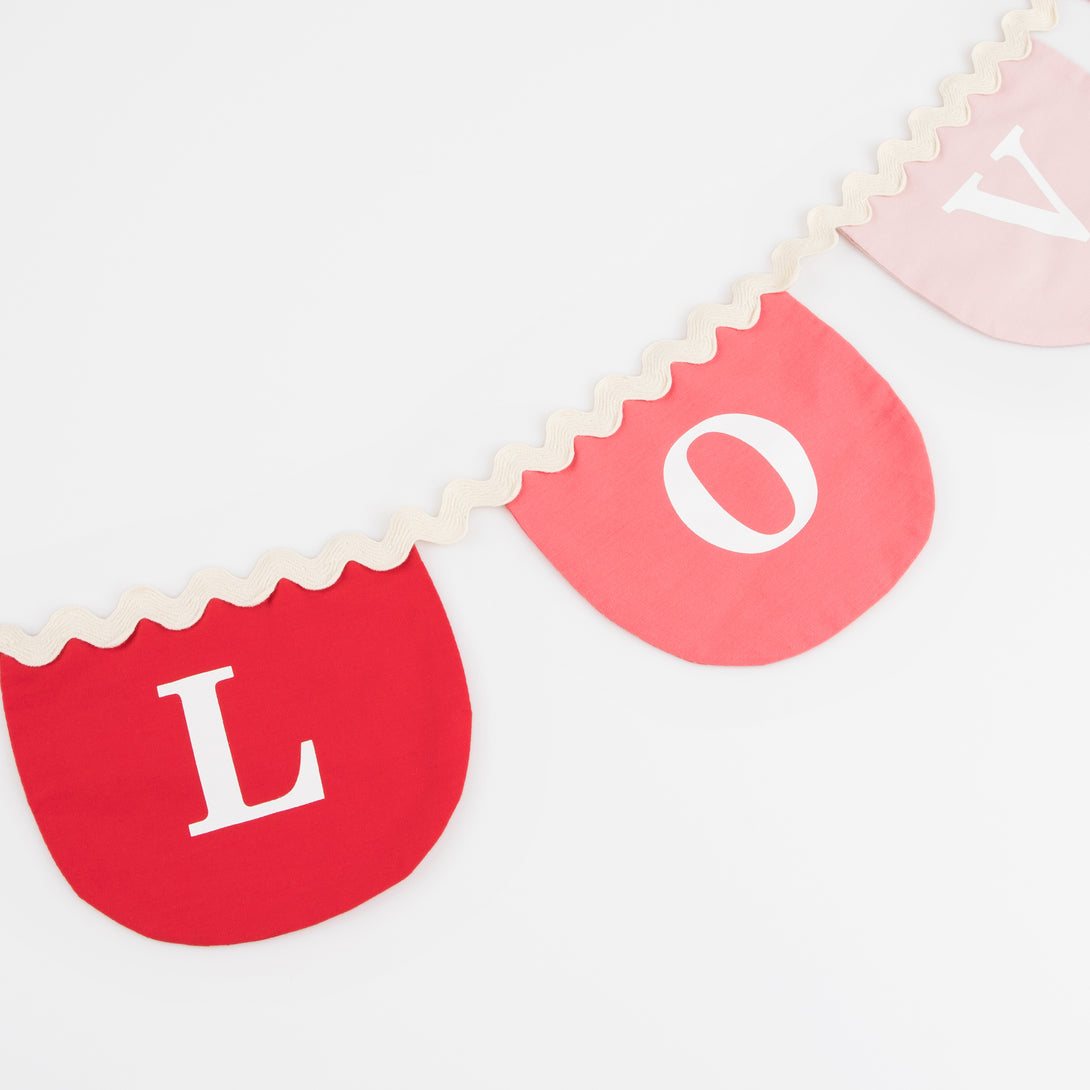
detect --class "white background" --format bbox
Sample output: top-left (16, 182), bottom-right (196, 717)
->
top-left (1, 1), bottom-right (1089, 1086)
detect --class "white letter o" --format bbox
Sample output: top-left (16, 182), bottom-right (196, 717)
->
top-left (662, 413), bottom-right (818, 554)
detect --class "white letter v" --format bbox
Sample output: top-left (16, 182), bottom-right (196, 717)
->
top-left (942, 124), bottom-right (1089, 242)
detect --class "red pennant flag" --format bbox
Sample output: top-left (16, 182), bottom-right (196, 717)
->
top-left (509, 293), bottom-right (934, 665)
top-left (1, 551), bottom-right (471, 945)
top-left (843, 43), bottom-right (1090, 346)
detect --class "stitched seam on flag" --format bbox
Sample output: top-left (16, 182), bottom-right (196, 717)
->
top-left (0, 0), bottom-right (1059, 667)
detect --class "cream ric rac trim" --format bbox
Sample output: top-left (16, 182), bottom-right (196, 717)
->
top-left (0, 0), bottom-right (1058, 667)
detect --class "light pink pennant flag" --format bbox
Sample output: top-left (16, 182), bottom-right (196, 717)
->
top-left (843, 42), bottom-right (1090, 346)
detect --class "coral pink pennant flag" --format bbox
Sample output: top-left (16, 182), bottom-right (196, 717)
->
top-left (843, 42), bottom-right (1090, 346)
top-left (0, 551), bottom-right (471, 945)
top-left (508, 293), bottom-right (934, 665)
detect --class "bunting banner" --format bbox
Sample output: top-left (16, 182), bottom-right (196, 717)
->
top-left (0, 2), bottom-right (1081, 945)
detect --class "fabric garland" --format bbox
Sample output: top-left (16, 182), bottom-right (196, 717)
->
top-left (0, 3), bottom-right (1082, 945)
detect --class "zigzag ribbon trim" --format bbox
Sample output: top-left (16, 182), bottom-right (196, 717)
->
top-left (0, 0), bottom-right (1059, 666)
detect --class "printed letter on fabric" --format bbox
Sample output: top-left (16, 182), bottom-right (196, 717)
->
top-left (156, 666), bottom-right (325, 837)
top-left (941, 124), bottom-right (1089, 242)
top-left (663, 413), bottom-right (818, 554)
